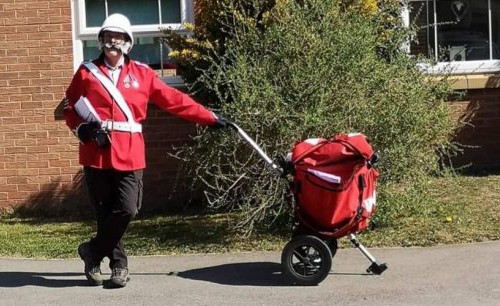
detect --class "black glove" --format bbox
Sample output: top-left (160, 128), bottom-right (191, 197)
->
top-left (94, 128), bottom-right (111, 148)
top-left (213, 114), bottom-right (229, 129)
top-left (76, 122), bottom-right (101, 143)
top-left (76, 122), bottom-right (111, 147)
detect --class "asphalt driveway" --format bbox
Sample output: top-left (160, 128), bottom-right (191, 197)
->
top-left (1, 240), bottom-right (499, 305)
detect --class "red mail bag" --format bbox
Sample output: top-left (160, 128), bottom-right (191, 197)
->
top-left (290, 133), bottom-right (378, 238)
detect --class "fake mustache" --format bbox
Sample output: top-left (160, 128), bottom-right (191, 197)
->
top-left (103, 42), bottom-right (124, 51)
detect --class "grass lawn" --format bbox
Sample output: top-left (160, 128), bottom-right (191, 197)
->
top-left (0, 174), bottom-right (499, 259)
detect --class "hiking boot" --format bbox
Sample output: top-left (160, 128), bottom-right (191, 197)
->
top-left (107, 267), bottom-right (130, 288)
top-left (77, 242), bottom-right (103, 286)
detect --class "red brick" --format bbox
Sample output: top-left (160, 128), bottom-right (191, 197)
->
top-left (7, 49), bottom-right (28, 56)
top-left (0, 25), bottom-right (16, 33)
top-left (27, 16), bottom-right (50, 24)
top-left (7, 176), bottom-right (27, 184)
top-left (49, 159), bottom-right (70, 167)
top-left (0, 102), bottom-right (21, 110)
top-left (36, 138), bottom-right (59, 145)
top-left (19, 71), bottom-right (40, 78)
top-left (48, 1), bottom-right (69, 9)
top-left (0, 169), bottom-right (18, 177)
top-left (0, 57), bottom-right (17, 64)
top-left (6, 161), bottom-right (26, 169)
top-left (18, 56), bottom-right (42, 64)
top-left (2, 117), bottom-right (24, 124)
top-left (19, 86), bottom-right (42, 94)
top-left (38, 9), bottom-right (61, 17)
top-left (16, 25), bottom-right (39, 33)
top-left (26, 31), bottom-right (50, 39)
top-left (3, 3), bottom-right (26, 10)
top-left (40, 55), bottom-right (62, 63)
top-left (3, 131), bottom-right (26, 140)
top-left (30, 63), bottom-right (52, 70)
top-left (7, 63), bottom-right (31, 71)
top-left (39, 168), bottom-right (61, 175)
top-left (26, 145), bottom-right (49, 153)
top-left (8, 79), bottom-right (29, 86)
top-left (0, 71), bottom-right (19, 79)
top-left (15, 139), bottom-right (38, 147)
top-left (49, 16), bottom-right (70, 24)
top-left (37, 153), bottom-right (60, 160)
top-left (29, 48), bottom-right (51, 55)
top-left (16, 10), bottom-right (38, 18)
top-left (39, 24), bottom-right (61, 32)
top-left (0, 110), bottom-right (13, 117)
top-left (0, 185), bottom-right (18, 192)
top-left (4, 18), bottom-right (28, 26)
top-left (26, 131), bottom-right (48, 138)
top-left (27, 160), bottom-right (49, 168)
top-left (8, 191), bottom-right (31, 200)
top-left (61, 166), bottom-right (82, 174)
top-left (32, 93), bottom-right (54, 101)
top-left (30, 78), bottom-right (52, 86)
top-left (8, 94), bottom-right (31, 102)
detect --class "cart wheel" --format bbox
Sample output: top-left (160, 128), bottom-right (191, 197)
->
top-left (281, 235), bottom-right (332, 286)
top-left (324, 238), bottom-right (338, 258)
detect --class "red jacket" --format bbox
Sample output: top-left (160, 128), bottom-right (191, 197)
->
top-left (64, 55), bottom-right (217, 171)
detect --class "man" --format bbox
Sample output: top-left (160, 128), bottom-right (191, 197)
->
top-left (63, 13), bottom-right (227, 288)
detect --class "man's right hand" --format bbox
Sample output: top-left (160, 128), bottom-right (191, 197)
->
top-left (212, 114), bottom-right (230, 129)
top-left (76, 122), bottom-right (101, 143)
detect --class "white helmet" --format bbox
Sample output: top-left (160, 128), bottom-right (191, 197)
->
top-left (98, 13), bottom-right (134, 54)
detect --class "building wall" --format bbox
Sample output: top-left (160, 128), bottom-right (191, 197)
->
top-left (0, 1), bottom-right (196, 216)
top-left (450, 86), bottom-right (500, 170)
top-left (0, 0), bottom-right (77, 214)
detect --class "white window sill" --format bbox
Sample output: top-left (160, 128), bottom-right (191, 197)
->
top-left (419, 60), bottom-right (500, 76)
top-left (430, 74), bottom-right (500, 90)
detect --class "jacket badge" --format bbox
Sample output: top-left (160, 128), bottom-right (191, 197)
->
top-left (123, 73), bottom-right (139, 89)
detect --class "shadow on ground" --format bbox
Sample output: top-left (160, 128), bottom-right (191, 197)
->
top-left (178, 262), bottom-right (287, 286)
top-left (0, 272), bottom-right (89, 288)
top-left (176, 261), bottom-right (368, 286)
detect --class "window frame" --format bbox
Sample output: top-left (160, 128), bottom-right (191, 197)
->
top-left (406, 0), bottom-right (500, 75)
top-left (70, 0), bottom-right (194, 72)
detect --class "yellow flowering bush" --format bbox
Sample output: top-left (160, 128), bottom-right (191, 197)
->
top-left (163, 0), bottom-right (404, 87)
top-left (342, 0), bottom-right (378, 16)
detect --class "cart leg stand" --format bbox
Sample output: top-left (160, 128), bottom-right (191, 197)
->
top-left (349, 234), bottom-right (388, 275)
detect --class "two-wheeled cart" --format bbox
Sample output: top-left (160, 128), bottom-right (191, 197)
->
top-left (228, 122), bottom-right (387, 285)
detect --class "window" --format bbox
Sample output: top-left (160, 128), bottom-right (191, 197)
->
top-left (408, 0), bottom-right (500, 74)
top-left (71, 0), bottom-right (193, 79)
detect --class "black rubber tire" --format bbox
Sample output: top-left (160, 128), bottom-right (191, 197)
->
top-left (281, 235), bottom-right (332, 286)
top-left (324, 238), bottom-right (338, 258)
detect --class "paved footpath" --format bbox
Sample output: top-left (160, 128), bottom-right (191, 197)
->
top-left (0, 240), bottom-right (499, 306)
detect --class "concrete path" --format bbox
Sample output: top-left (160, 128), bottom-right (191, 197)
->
top-left (1, 240), bottom-right (499, 306)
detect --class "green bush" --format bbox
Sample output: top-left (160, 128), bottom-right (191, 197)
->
top-left (169, 0), bottom-right (457, 233)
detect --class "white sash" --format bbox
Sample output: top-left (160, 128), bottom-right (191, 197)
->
top-left (83, 62), bottom-right (141, 133)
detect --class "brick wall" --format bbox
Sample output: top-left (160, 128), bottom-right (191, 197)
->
top-left (0, 0), bottom-right (79, 215)
top-left (450, 88), bottom-right (500, 170)
top-left (0, 1), bottom-right (197, 216)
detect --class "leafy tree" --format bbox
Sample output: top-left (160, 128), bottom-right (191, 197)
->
top-left (165, 0), bottom-right (457, 234)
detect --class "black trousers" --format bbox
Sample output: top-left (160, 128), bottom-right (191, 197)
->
top-left (83, 167), bottom-right (143, 269)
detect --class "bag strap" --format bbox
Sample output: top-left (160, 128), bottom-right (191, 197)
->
top-left (333, 135), bottom-right (373, 160)
top-left (83, 62), bottom-right (135, 125)
top-left (292, 139), bottom-right (329, 164)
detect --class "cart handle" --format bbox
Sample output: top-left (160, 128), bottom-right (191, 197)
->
top-left (227, 122), bottom-right (283, 176)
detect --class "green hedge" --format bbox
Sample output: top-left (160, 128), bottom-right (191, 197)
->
top-left (167, 0), bottom-right (458, 233)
